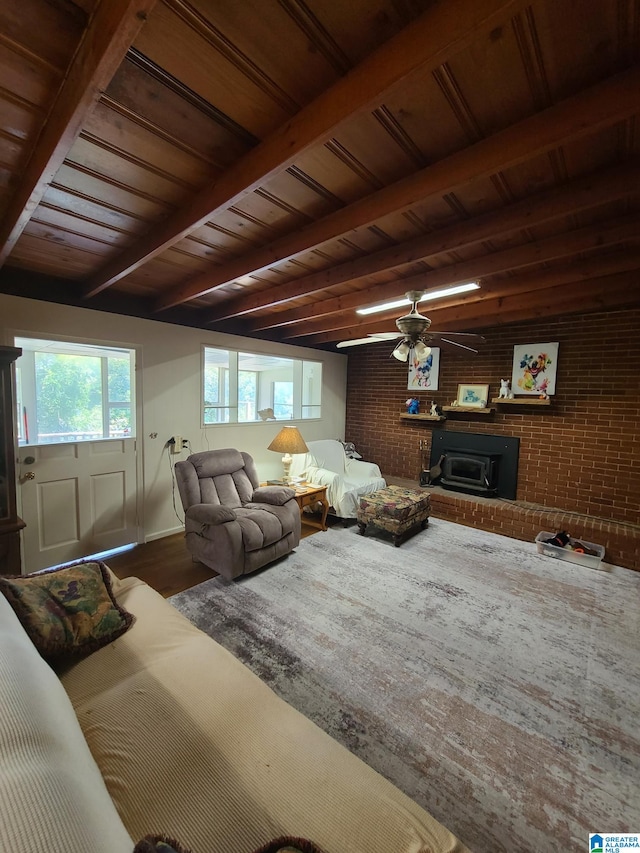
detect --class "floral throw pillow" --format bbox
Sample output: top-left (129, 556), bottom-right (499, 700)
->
top-left (0, 560), bottom-right (134, 662)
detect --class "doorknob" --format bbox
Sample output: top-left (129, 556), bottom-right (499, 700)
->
top-left (24, 471), bottom-right (36, 480)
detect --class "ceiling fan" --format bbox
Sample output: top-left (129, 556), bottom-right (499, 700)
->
top-left (336, 290), bottom-right (485, 362)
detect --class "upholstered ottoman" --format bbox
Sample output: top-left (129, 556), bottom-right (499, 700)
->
top-left (357, 486), bottom-right (430, 546)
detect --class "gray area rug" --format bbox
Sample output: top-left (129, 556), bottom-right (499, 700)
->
top-left (170, 519), bottom-right (640, 853)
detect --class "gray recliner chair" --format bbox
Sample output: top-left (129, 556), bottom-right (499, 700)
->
top-left (175, 448), bottom-right (301, 580)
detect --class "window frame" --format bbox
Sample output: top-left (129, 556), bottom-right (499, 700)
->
top-left (14, 336), bottom-right (136, 446)
top-left (202, 346), bottom-right (322, 426)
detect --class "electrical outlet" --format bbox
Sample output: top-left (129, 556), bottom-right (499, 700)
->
top-left (171, 435), bottom-right (182, 455)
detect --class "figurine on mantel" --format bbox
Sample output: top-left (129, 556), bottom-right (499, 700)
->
top-left (498, 379), bottom-right (514, 399)
top-left (405, 397), bottom-right (420, 414)
top-left (430, 401), bottom-right (442, 417)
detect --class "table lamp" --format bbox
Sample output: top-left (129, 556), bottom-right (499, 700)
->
top-left (267, 426), bottom-right (309, 484)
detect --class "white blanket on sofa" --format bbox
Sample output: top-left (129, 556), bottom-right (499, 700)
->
top-left (290, 439), bottom-right (386, 519)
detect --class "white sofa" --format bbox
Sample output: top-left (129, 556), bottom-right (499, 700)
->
top-left (290, 439), bottom-right (386, 520)
top-left (0, 568), bottom-right (469, 853)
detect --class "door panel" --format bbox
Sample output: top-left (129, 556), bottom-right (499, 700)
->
top-left (19, 438), bottom-right (137, 572)
top-left (92, 472), bottom-right (125, 534)
top-left (37, 478), bottom-right (79, 549)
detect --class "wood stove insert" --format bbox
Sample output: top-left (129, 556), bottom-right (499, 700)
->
top-left (429, 431), bottom-right (520, 499)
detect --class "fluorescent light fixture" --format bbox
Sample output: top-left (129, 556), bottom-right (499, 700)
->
top-left (356, 282), bottom-right (479, 315)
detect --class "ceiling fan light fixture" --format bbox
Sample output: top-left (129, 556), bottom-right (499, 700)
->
top-left (392, 340), bottom-right (410, 362)
top-left (413, 341), bottom-right (432, 362)
top-left (336, 288), bottom-right (484, 358)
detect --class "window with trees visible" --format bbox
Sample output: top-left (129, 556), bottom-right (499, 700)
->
top-left (203, 348), bottom-right (322, 424)
top-left (14, 338), bottom-right (135, 445)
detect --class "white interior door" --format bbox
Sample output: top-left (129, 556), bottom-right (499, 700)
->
top-left (18, 438), bottom-right (138, 573)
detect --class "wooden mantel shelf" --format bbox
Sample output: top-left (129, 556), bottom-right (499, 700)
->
top-left (441, 405), bottom-right (493, 414)
top-left (399, 412), bottom-right (446, 421)
top-left (491, 397), bottom-right (551, 406)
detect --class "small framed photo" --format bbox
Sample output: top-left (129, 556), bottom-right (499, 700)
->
top-left (456, 383), bottom-right (489, 408)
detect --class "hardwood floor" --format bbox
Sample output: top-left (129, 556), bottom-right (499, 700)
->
top-left (107, 520), bottom-right (327, 598)
top-left (107, 533), bottom-right (217, 598)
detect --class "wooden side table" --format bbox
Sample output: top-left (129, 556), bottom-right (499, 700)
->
top-left (293, 483), bottom-right (329, 531)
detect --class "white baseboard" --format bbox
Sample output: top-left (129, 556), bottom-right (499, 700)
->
top-left (145, 526), bottom-right (184, 543)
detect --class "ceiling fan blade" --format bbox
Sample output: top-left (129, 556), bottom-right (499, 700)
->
top-left (430, 331), bottom-right (486, 341)
top-left (336, 333), bottom-right (400, 349)
top-left (435, 336), bottom-right (481, 354)
top-left (429, 331), bottom-right (485, 348)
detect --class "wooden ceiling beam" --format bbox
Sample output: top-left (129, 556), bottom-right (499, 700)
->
top-left (274, 215), bottom-right (640, 336)
top-left (210, 161), bottom-right (640, 324)
top-left (302, 250), bottom-right (640, 343)
top-left (160, 64), bottom-right (640, 312)
top-left (82, 0), bottom-right (527, 298)
top-left (0, 0), bottom-right (157, 267)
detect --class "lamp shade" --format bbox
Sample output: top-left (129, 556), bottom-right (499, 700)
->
top-left (267, 426), bottom-right (309, 455)
top-left (268, 426), bottom-right (308, 484)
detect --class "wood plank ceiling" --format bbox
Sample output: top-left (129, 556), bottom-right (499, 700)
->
top-left (0, 0), bottom-right (638, 351)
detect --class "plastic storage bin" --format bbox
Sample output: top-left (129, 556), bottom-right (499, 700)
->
top-left (535, 531), bottom-right (606, 570)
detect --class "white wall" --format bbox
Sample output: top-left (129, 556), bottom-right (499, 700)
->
top-left (0, 294), bottom-right (347, 542)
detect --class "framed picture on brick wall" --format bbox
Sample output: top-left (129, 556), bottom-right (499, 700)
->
top-left (511, 342), bottom-right (559, 396)
top-left (408, 347), bottom-right (440, 391)
top-left (456, 383), bottom-right (489, 407)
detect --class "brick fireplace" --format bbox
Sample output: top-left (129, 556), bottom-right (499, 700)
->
top-left (344, 307), bottom-right (640, 571)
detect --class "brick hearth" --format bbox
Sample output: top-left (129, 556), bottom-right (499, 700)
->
top-left (386, 477), bottom-right (640, 571)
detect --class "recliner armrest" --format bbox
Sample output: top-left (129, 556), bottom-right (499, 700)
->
top-left (185, 504), bottom-right (237, 525)
top-left (251, 486), bottom-right (295, 506)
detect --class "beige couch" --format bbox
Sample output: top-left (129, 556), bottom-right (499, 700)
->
top-left (0, 569), bottom-right (469, 853)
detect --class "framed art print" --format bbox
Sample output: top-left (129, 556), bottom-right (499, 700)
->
top-left (511, 343), bottom-right (559, 396)
top-left (408, 347), bottom-right (440, 391)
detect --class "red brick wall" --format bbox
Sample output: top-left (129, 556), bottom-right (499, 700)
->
top-left (345, 307), bottom-right (640, 527)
